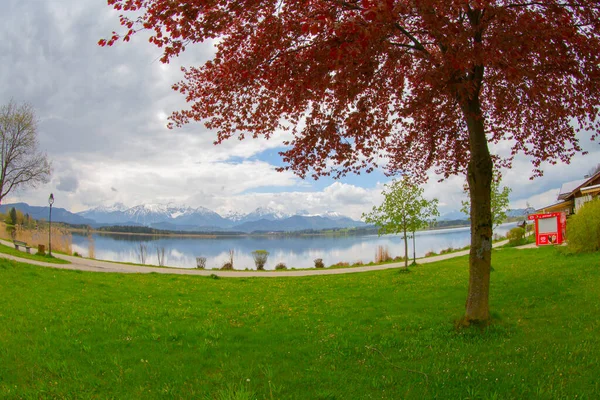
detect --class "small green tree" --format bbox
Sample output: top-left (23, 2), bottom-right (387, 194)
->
top-left (363, 178), bottom-right (439, 268)
top-left (462, 171), bottom-right (511, 229)
top-left (9, 207), bottom-right (17, 226)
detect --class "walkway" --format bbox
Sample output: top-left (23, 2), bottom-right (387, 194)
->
top-left (0, 238), bottom-right (530, 277)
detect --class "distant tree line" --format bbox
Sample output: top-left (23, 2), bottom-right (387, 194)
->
top-left (95, 225), bottom-right (246, 236)
top-left (96, 226), bottom-right (162, 234)
top-left (2, 207), bottom-right (37, 229)
top-left (60, 221), bottom-right (477, 238)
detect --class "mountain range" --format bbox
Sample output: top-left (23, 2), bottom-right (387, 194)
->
top-left (0, 202), bottom-right (534, 234)
top-left (0, 203), bottom-right (366, 233)
top-left (438, 208), bottom-right (535, 221)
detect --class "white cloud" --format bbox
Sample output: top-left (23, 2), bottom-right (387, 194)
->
top-left (510, 188), bottom-right (561, 210)
top-left (2, 0), bottom-right (599, 222)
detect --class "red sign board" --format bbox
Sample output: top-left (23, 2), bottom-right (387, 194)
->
top-left (527, 212), bottom-right (566, 246)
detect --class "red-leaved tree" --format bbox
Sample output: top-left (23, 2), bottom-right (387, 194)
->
top-left (102, 1), bottom-right (600, 323)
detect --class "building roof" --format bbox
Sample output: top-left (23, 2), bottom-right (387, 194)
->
top-left (558, 179), bottom-right (586, 200)
top-left (557, 170), bottom-right (600, 201)
top-left (581, 183), bottom-right (600, 195)
top-left (535, 199), bottom-right (573, 214)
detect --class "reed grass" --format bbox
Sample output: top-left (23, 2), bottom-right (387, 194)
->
top-left (375, 245), bottom-right (392, 263)
top-left (0, 222), bottom-right (72, 255)
top-left (87, 234), bottom-right (95, 258)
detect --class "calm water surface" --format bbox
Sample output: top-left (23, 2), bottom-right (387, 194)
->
top-left (72, 223), bottom-right (518, 270)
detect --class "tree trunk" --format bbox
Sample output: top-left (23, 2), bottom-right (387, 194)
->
top-left (403, 219), bottom-right (408, 268)
top-left (412, 230), bottom-right (416, 265)
top-left (463, 97), bottom-right (493, 324)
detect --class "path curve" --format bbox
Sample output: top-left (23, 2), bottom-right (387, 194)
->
top-left (0, 238), bottom-right (515, 277)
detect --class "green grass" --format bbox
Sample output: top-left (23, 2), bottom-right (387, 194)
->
top-left (0, 247), bottom-right (598, 399)
top-left (499, 233), bottom-right (536, 248)
top-left (0, 243), bottom-right (70, 264)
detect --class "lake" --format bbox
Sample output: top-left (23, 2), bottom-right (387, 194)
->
top-left (71, 223), bottom-right (518, 270)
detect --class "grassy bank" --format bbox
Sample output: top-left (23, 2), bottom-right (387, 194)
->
top-left (0, 247), bottom-right (598, 399)
top-left (0, 243), bottom-right (70, 264)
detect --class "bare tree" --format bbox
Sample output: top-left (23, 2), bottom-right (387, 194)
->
top-left (587, 163), bottom-right (600, 178)
top-left (135, 243), bottom-right (148, 264)
top-left (0, 100), bottom-right (51, 204)
top-left (155, 246), bottom-right (165, 266)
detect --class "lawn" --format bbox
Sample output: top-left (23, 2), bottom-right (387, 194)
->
top-left (0, 243), bottom-right (70, 264)
top-left (0, 247), bottom-right (598, 399)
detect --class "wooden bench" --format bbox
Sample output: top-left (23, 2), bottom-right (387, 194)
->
top-left (13, 240), bottom-right (31, 254)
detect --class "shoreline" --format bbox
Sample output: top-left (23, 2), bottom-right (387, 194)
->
top-left (69, 222), bottom-right (487, 239)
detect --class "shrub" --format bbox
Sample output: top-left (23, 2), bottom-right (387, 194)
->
top-left (392, 255), bottom-right (407, 262)
top-left (275, 262), bottom-right (287, 270)
top-left (351, 261), bottom-right (364, 267)
top-left (220, 249), bottom-right (235, 270)
top-left (221, 262), bottom-right (234, 270)
top-left (196, 257), bottom-right (207, 269)
top-left (439, 247), bottom-right (454, 254)
top-left (251, 250), bottom-right (269, 270)
top-left (424, 251), bottom-right (437, 257)
top-left (506, 227), bottom-right (526, 246)
top-left (493, 233), bottom-right (506, 242)
top-left (314, 258), bottom-right (325, 268)
top-left (73, 251), bottom-right (81, 257)
top-left (566, 199), bottom-right (600, 253)
top-left (330, 262), bottom-right (349, 267)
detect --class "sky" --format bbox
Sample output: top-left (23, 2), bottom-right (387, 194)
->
top-left (1, 0), bottom-right (599, 220)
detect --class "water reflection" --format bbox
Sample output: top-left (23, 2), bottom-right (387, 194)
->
top-left (72, 223), bottom-right (517, 270)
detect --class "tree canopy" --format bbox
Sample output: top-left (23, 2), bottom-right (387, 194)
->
top-left (103, 1), bottom-right (600, 323)
top-left (0, 101), bottom-right (51, 205)
top-left (363, 178), bottom-right (439, 267)
top-left (102, 0), bottom-right (599, 179)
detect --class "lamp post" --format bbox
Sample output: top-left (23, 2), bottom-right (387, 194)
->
top-left (412, 232), bottom-right (417, 266)
top-left (48, 193), bottom-right (54, 256)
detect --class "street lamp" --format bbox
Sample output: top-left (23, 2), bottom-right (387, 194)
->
top-left (402, 233), bottom-right (418, 266)
top-left (48, 193), bottom-right (54, 256)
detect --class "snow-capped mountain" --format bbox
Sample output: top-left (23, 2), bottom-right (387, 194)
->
top-left (79, 202), bottom-right (134, 224)
top-left (123, 204), bottom-right (178, 225)
top-left (76, 203), bottom-right (364, 232)
top-left (242, 206), bottom-right (290, 222)
top-left (172, 206), bottom-right (230, 227)
top-left (91, 202), bottom-right (129, 213)
top-left (222, 210), bottom-right (245, 222)
top-left (77, 203), bottom-right (229, 228)
top-left (2, 201), bottom-right (365, 232)
top-left (296, 210), bottom-right (346, 220)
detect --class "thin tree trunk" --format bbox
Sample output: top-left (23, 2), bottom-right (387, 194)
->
top-left (463, 97), bottom-right (493, 324)
top-left (412, 230), bottom-right (416, 265)
top-left (403, 220), bottom-right (408, 268)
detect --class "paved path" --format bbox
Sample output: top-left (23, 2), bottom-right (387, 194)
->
top-left (0, 238), bottom-right (524, 278)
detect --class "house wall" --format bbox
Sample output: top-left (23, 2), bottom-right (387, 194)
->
top-left (575, 194), bottom-right (593, 213)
